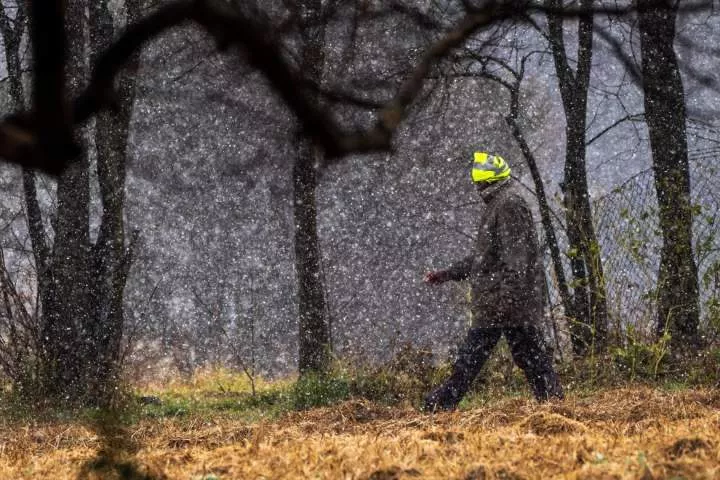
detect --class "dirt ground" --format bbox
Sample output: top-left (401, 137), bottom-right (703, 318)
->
top-left (1, 386), bottom-right (719, 479)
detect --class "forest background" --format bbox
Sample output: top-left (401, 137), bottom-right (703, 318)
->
top-left (0, 0), bottom-right (719, 409)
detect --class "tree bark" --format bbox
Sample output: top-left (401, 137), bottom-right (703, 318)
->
top-left (37, 0), bottom-right (93, 401)
top-left (546, 0), bottom-right (608, 355)
top-left (0, 3), bottom-right (48, 282)
top-left (295, 0), bottom-right (331, 374)
top-left (30, 0), bottom-right (140, 406)
top-left (85, 0), bottom-right (141, 400)
top-left (637, 0), bottom-right (699, 352)
top-left (505, 89), bottom-right (572, 334)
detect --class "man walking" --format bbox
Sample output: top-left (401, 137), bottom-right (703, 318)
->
top-left (423, 151), bottom-right (563, 411)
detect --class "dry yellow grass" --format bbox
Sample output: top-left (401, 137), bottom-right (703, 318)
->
top-left (1, 386), bottom-right (719, 479)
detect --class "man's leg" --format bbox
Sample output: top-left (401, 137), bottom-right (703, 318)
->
top-left (505, 325), bottom-right (564, 401)
top-left (424, 328), bottom-right (502, 411)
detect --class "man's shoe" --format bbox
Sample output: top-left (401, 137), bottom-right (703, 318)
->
top-left (531, 372), bottom-right (565, 402)
top-left (423, 383), bottom-right (461, 412)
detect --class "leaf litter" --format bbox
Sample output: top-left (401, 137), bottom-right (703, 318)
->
top-left (0, 386), bottom-right (719, 479)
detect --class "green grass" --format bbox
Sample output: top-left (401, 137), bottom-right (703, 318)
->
top-left (3, 340), bottom-right (720, 425)
top-left (136, 389), bottom-right (295, 422)
top-left (291, 371), bottom-right (351, 410)
top-left (132, 369), bottom-right (298, 422)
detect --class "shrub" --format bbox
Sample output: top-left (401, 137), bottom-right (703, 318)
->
top-left (611, 327), bottom-right (671, 381)
top-left (345, 342), bottom-right (445, 406)
top-left (292, 372), bottom-right (351, 410)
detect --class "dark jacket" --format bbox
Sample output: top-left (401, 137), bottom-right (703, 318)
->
top-left (444, 178), bottom-right (545, 328)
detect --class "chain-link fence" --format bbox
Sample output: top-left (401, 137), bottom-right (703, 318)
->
top-left (545, 121), bottom-right (720, 345)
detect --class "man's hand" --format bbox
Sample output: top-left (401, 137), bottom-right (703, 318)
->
top-left (423, 270), bottom-right (448, 285)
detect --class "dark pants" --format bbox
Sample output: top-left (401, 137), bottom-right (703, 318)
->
top-left (424, 325), bottom-right (564, 411)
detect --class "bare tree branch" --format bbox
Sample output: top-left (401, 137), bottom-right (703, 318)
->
top-left (0, 0), bottom-right (709, 175)
top-left (594, 22), bottom-right (644, 84)
top-left (586, 113), bottom-right (645, 146)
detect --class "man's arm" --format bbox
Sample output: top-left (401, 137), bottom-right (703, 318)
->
top-left (445, 255), bottom-right (476, 281)
top-left (424, 255), bottom-right (474, 284)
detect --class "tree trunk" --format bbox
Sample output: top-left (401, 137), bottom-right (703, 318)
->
top-left (295, 0), bottom-right (331, 374)
top-left (0, 4), bottom-right (49, 284)
top-left (505, 90), bottom-right (572, 335)
top-left (637, 0), bottom-right (699, 352)
top-left (294, 140), bottom-right (331, 374)
top-left (546, 0), bottom-right (608, 355)
top-left (30, 0), bottom-right (140, 407)
top-left (85, 0), bottom-right (141, 400)
top-left (37, 0), bottom-right (93, 402)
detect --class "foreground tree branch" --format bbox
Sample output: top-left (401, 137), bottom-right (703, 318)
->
top-left (0, 0), bottom-right (704, 175)
top-left (29, 0), bottom-right (77, 164)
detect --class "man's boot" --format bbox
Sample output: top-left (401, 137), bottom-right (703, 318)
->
top-left (506, 326), bottom-right (565, 402)
top-left (423, 328), bottom-right (499, 412)
top-left (528, 370), bottom-right (564, 401)
top-left (423, 376), bottom-right (465, 412)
